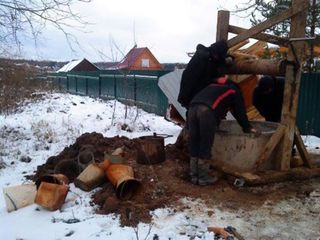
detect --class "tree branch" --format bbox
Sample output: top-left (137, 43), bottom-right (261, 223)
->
top-left (0, 0), bottom-right (92, 54)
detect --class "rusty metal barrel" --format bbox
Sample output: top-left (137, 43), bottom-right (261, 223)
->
top-left (136, 134), bottom-right (166, 165)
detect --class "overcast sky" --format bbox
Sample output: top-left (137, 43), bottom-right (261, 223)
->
top-left (21, 0), bottom-right (252, 63)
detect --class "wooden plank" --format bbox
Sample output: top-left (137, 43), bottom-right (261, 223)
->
top-left (247, 106), bottom-right (264, 121)
top-left (279, 0), bottom-right (309, 170)
top-left (229, 40), bottom-right (250, 52)
top-left (216, 10), bottom-right (230, 41)
top-left (227, 4), bottom-right (308, 47)
top-left (228, 25), bottom-right (290, 46)
top-left (255, 125), bottom-right (285, 169)
top-left (294, 126), bottom-right (314, 168)
top-left (238, 167), bottom-right (320, 186)
top-left (241, 41), bottom-right (267, 55)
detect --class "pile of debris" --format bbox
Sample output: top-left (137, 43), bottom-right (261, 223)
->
top-left (4, 132), bottom-right (319, 229)
top-left (4, 132), bottom-right (191, 226)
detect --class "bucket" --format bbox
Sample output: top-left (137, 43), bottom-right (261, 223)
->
top-left (35, 174), bottom-right (69, 211)
top-left (105, 164), bottom-right (140, 200)
top-left (211, 120), bottom-right (279, 172)
top-left (98, 159), bottom-right (111, 171)
top-left (77, 150), bottom-right (94, 170)
top-left (3, 184), bottom-right (37, 212)
top-left (74, 163), bottom-right (106, 191)
top-left (35, 174), bottom-right (69, 188)
top-left (137, 134), bottom-right (166, 165)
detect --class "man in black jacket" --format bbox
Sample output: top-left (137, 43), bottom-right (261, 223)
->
top-left (253, 76), bottom-right (284, 122)
top-left (188, 78), bottom-right (259, 185)
top-left (178, 40), bottom-right (229, 109)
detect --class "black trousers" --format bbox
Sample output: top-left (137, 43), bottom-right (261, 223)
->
top-left (188, 104), bottom-right (217, 159)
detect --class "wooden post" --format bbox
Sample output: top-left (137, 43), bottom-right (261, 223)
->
top-left (255, 125), bottom-right (285, 169)
top-left (278, 0), bottom-right (309, 170)
top-left (294, 126), bottom-right (314, 168)
top-left (216, 10), bottom-right (230, 41)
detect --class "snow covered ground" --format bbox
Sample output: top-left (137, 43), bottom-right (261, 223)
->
top-left (0, 93), bottom-right (319, 240)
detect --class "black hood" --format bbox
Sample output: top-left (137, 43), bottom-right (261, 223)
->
top-left (209, 40), bottom-right (228, 59)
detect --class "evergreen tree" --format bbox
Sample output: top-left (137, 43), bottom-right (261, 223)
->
top-left (250, 0), bottom-right (320, 37)
top-left (250, 0), bottom-right (320, 71)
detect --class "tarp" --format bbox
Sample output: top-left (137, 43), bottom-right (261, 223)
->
top-left (158, 69), bottom-right (187, 120)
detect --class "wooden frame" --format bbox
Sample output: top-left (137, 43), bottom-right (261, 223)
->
top-left (215, 0), bottom-right (320, 184)
top-left (228, 25), bottom-right (290, 47)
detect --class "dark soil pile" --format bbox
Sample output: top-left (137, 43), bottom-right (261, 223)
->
top-left (29, 132), bottom-right (319, 227)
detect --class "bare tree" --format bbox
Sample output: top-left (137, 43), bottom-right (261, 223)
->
top-left (0, 0), bottom-right (92, 55)
top-left (0, 0), bottom-right (93, 114)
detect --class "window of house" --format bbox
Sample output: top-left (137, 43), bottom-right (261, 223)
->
top-left (141, 59), bottom-right (150, 68)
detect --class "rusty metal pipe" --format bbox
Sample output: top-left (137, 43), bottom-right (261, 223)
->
top-left (105, 164), bottom-right (140, 200)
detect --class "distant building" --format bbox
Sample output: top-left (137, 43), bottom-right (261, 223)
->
top-left (57, 58), bottom-right (99, 72)
top-left (111, 46), bottom-right (162, 71)
top-left (94, 62), bottom-right (118, 70)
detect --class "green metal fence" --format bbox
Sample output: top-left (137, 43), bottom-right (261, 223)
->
top-left (297, 73), bottom-right (320, 137)
top-left (47, 70), bottom-right (170, 116)
top-left (46, 71), bottom-right (320, 137)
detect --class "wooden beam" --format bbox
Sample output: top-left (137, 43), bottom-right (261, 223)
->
top-left (229, 40), bottom-right (250, 52)
top-left (224, 57), bottom-right (286, 76)
top-left (214, 163), bottom-right (320, 186)
top-left (255, 125), bottom-right (285, 169)
top-left (216, 10), bottom-right (230, 41)
top-left (231, 167), bottom-right (320, 186)
top-left (279, 0), bottom-right (309, 170)
top-left (294, 126), bottom-right (314, 168)
top-left (227, 4), bottom-right (308, 47)
top-left (228, 25), bottom-right (290, 47)
top-left (241, 41), bottom-right (267, 55)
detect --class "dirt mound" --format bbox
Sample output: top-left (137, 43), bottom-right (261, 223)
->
top-left (28, 132), bottom-right (137, 182)
top-left (29, 132), bottom-right (320, 227)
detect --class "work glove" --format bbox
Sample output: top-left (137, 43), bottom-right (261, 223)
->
top-left (225, 54), bottom-right (234, 65)
top-left (249, 127), bottom-right (261, 137)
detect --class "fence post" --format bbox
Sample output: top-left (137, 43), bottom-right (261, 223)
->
top-left (114, 74), bottom-right (117, 99)
top-left (58, 77), bottom-right (61, 91)
top-left (67, 75), bottom-right (69, 92)
top-left (134, 75), bottom-right (137, 105)
top-left (86, 78), bottom-right (88, 95)
top-left (156, 74), bottom-right (160, 115)
top-left (99, 75), bottom-right (102, 97)
top-left (75, 76), bottom-right (78, 93)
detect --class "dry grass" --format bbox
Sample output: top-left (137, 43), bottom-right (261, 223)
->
top-left (0, 60), bottom-right (56, 114)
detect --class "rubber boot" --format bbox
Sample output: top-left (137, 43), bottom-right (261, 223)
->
top-left (198, 159), bottom-right (218, 186)
top-left (189, 157), bottom-right (198, 185)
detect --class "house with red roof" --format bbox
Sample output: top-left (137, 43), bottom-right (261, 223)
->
top-left (112, 46), bottom-right (162, 71)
